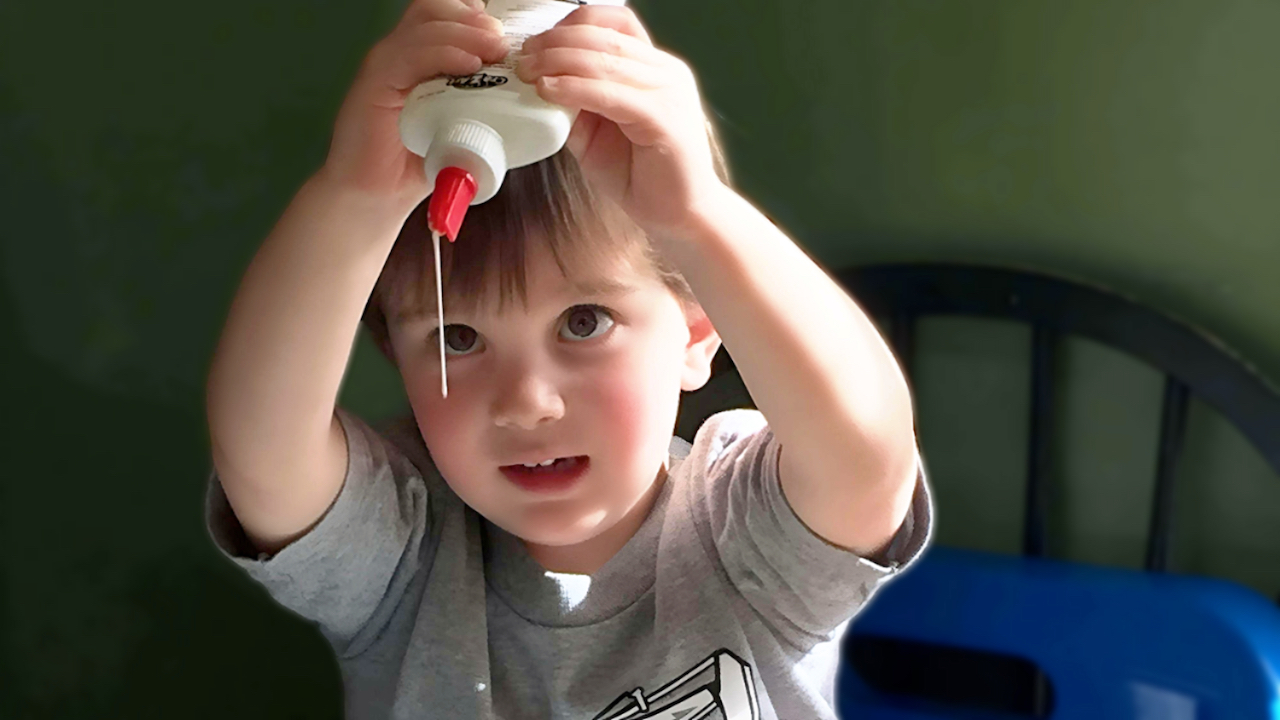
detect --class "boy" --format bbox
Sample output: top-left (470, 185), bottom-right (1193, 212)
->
top-left (204, 0), bottom-right (933, 717)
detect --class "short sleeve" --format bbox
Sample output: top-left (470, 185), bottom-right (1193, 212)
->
top-left (689, 410), bottom-right (934, 650)
top-left (204, 407), bottom-right (432, 656)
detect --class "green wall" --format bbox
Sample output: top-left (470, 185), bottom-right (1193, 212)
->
top-left (646, 0), bottom-right (1280, 588)
top-left (2, 0), bottom-right (1277, 714)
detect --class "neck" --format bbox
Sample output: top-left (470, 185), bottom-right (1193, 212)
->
top-left (525, 465), bottom-right (668, 575)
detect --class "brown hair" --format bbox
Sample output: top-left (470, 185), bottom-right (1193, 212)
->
top-left (362, 115), bottom-right (734, 367)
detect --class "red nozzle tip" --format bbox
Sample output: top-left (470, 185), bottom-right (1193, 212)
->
top-left (427, 166), bottom-right (479, 242)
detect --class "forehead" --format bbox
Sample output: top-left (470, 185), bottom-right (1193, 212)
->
top-left (517, 237), bottom-right (653, 298)
top-left (394, 237), bottom-right (661, 325)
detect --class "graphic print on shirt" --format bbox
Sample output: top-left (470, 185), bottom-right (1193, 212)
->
top-left (591, 649), bottom-right (760, 720)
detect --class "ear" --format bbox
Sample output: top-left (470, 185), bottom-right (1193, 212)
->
top-left (680, 302), bottom-right (722, 392)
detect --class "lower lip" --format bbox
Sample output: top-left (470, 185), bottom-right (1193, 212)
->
top-left (500, 456), bottom-right (590, 493)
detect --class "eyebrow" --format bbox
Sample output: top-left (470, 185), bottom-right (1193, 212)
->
top-left (567, 278), bottom-right (642, 298)
top-left (394, 278), bottom-right (642, 325)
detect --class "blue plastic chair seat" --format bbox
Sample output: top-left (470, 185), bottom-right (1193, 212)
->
top-left (839, 546), bottom-right (1280, 719)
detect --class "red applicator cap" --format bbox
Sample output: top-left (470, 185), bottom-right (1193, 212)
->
top-left (427, 166), bottom-right (479, 242)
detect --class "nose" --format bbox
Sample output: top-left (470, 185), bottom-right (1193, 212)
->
top-left (491, 360), bottom-right (566, 430)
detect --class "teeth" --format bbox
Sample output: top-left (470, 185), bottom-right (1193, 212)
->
top-left (521, 458), bottom-right (559, 468)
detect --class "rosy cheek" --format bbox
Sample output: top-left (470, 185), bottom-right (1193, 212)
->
top-left (402, 371), bottom-right (469, 465)
top-left (417, 398), bottom-right (468, 457)
top-left (587, 366), bottom-right (655, 451)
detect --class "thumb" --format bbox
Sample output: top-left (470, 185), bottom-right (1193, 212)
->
top-left (565, 111), bottom-right (600, 161)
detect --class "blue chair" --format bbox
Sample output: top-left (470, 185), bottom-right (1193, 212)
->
top-left (687, 262), bottom-right (1280, 718)
top-left (821, 263), bottom-right (1280, 719)
top-left (839, 546), bottom-right (1280, 719)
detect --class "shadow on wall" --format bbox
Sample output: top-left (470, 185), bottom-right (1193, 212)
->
top-left (1, 287), bottom-right (344, 717)
top-left (0, 75), bottom-right (345, 715)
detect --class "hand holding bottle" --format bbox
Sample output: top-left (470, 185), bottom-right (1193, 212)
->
top-left (514, 4), bottom-right (728, 241)
top-left (320, 0), bottom-right (509, 209)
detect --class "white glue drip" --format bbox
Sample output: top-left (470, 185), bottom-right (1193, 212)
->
top-left (432, 228), bottom-right (448, 398)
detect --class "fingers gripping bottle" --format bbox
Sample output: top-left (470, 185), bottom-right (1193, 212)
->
top-left (399, 0), bottom-right (627, 397)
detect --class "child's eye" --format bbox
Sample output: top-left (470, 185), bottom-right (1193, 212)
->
top-left (560, 305), bottom-right (615, 342)
top-left (428, 308), bottom-right (612, 356)
top-left (433, 324), bottom-right (480, 356)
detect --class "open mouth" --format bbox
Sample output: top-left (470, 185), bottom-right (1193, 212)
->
top-left (500, 456), bottom-right (590, 492)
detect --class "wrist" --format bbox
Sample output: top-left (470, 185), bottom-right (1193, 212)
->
top-left (308, 164), bottom-right (424, 222)
top-left (648, 181), bottom-right (741, 249)
top-left (279, 168), bottom-right (424, 263)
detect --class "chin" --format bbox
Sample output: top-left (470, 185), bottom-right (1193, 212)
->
top-left (510, 508), bottom-right (614, 548)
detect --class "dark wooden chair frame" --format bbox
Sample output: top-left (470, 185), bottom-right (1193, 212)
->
top-left (710, 261), bottom-right (1280, 576)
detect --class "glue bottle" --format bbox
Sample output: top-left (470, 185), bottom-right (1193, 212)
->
top-left (398, 0), bottom-right (628, 397)
top-left (399, 0), bottom-right (628, 242)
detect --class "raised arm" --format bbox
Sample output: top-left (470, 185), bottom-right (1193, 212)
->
top-left (205, 0), bottom-right (509, 554)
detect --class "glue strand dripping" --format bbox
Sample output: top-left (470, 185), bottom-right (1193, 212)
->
top-left (425, 165), bottom-right (477, 397)
top-left (432, 229), bottom-right (448, 398)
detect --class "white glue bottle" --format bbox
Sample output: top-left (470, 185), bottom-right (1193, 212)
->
top-left (398, 0), bottom-right (627, 397)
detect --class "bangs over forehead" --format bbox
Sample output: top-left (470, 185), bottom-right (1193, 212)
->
top-left (362, 111), bottom-right (733, 366)
top-left (373, 150), bottom-right (655, 325)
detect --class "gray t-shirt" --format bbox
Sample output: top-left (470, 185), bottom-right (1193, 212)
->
top-left (206, 407), bottom-right (933, 719)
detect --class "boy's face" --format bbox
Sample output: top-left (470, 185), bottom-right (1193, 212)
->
top-left (388, 235), bottom-right (719, 558)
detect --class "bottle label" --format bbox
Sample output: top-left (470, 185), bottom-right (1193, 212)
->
top-left (445, 0), bottom-right (627, 85)
top-left (483, 0), bottom-right (589, 73)
top-left (446, 73), bottom-right (510, 90)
